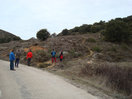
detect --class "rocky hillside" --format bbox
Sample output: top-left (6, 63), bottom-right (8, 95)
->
top-left (0, 31), bottom-right (131, 99)
top-left (0, 29), bottom-right (21, 43)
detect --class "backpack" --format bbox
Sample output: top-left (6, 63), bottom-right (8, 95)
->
top-left (60, 55), bottom-right (63, 59)
top-left (52, 51), bottom-right (56, 56)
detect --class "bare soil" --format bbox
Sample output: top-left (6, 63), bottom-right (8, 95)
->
top-left (0, 33), bottom-right (132, 99)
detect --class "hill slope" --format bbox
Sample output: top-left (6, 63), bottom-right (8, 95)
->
top-left (0, 33), bottom-right (132, 99)
top-left (0, 29), bottom-right (21, 43)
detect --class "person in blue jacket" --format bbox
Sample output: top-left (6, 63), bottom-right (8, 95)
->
top-left (9, 49), bottom-right (15, 70)
top-left (51, 49), bottom-right (56, 63)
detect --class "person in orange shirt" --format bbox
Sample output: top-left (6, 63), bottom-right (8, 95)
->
top-left (26, 50), bottom-right (33, 66)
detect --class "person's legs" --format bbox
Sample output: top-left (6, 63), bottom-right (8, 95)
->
top-left (15, 59), bottom-right (17, 67)
top-left (27, 58), bottom-right (29, 66)
top-left (16, 58), bottom-right (19, 67)
top-left (10, 61), bottom-right (12, 70)
top-left (60, 59), bottom-right (62, 62)
top-left (12, 61), bottom-right (15, 70)
top-left (27, 58), bottom-right (31, 66)
top-left (12, 61), bottom-right (14, 70)
top-left (11, 61), bottom-right (13, 70)
top-left (10, 61), bottom-right (14, 70)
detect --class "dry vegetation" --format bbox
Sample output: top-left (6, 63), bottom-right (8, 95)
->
top-left (81, 63), bottom-right (132, 95)
top-left (0, 33), bottom-right (132, 99)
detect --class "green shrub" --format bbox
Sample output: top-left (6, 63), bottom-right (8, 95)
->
top-left (0, 36), bottom-right (21, 43)
top-left (36, 29), bottom-right (50, 41)
top-left (100, 29), bottom-right (106, 36)
top-left (86, 38), bottom-right (96, 43)
top-left (13, 36), bottom-right (21, 41)
top-left (61, 29), bottom-right (69, 35)
top-left (91, 25), bottom-right (101, 33)
top-left (70, 27), bottom-right (79, 33)
top-left (78, 24), bottom-right (92, 33)
top-left (108, 46), bottom-right (117, 52)
top-left (104, 20), bottom-right (130, 42)
top-left (34, 50), bottom-right (50, 62)
top-left (69, 49), bottom-right (82, 58)
top-left (121, 43), bottom-right (129, 50)
top-left (92, 46), bottom-right (102, 52)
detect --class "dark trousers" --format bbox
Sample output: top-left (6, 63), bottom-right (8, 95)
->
top-left (15, 58), bottom-right (20, 67)
top-left (10, 61), bottom-right (14, 70)
top-left (27, 58), bottom-right (31, 66)
top-left (60, 59), bottom-right (63, 62)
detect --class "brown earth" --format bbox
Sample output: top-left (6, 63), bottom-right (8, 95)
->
top-left (0, 33), bottom-right (132, 99)
top-left (24, 46), bottom-right (47, 52)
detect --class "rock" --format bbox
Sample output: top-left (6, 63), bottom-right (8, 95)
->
top-left (63, 51), bottom-right (69, 55)
top-left (92, 53), bottom-right (103, 59)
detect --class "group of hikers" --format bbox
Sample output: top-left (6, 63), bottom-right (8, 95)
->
top-left (51, 49), bottom-right (63, 63)
top-left (9, 49), bottom-right (63, 71)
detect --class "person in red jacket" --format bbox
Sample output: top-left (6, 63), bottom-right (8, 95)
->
top-left (26, 50), bottom-right (33, 66)
top-left (59, 51), bottom-right (63, 62)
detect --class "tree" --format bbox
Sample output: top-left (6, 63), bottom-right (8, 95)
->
top-left (91, 25), bottom-right (101, 33)
top-left (104, 20), bottom-right (130, 42)
top-left (79, 24), bottom-right (92, 33)
top-left (51, 33), bottom-right (56, 38)
top-left (71, 27), bottom-right (79, 32)
top-left (36, 29), bottom-right (50, 41)
top-left (12, 36), bottom-right (21, 41)
top-left (61, 29), bottom-right (69, 35)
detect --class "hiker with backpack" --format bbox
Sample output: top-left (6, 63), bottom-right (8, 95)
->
top-left (26, 50), bottom-right (33, 66)
top-left (59, 51), bottom-right (63, 62)
top-left (9, 49), bottom-right (15, 70)
top-left (51, 49), bottom-right (56, 63)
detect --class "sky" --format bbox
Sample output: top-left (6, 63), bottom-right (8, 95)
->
top-left (0, 0), bottom-right (132, 40)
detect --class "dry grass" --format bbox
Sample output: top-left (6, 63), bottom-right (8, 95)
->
top-left (33, 50), bottom-right (50, 62)
top-left (86, 38), bottom-right (96, 43)
top-left (81, 63), bottom-right (132, 95)
top-left (24, 46), bottom-right (47, 52)
top-left (38, 63), bottom-right (51, 68)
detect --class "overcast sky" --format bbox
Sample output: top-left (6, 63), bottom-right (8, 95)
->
top-left (0, 0), bottom-right (132, 40)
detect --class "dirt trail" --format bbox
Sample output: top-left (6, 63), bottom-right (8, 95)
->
top-left (82, 37), bottom-right (94, 57)
top-left (72, 37), bottom-right (94, 61)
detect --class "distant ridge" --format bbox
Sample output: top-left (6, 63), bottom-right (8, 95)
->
top-left (0, 29), bottom-right (21, 43)
top-left (59, 15), bottom-right (132, 36)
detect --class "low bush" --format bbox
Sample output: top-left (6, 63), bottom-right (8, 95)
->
top-left (104, 20), bottom-right (130, 42)
top-left (69, 50), bottom-right (82, 58)
top-left (38, 63), bottom-right (51, 68)
top-left (0, 36), bottom-right (21, 43)
top-left (108, 46), bottom-right (117, 52)
top-left (121, 43), bottom-right (129, 50)
top-left (92, 46), bottom-right (102, 52)
top-left (34, 50), bottom-right (50, 62)
top-left (81, 63), bottom-right (132, 95)
top-left (86, 38), bottom-right (96, 43)
top-left (61, 29), bottom-right (69, 35)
